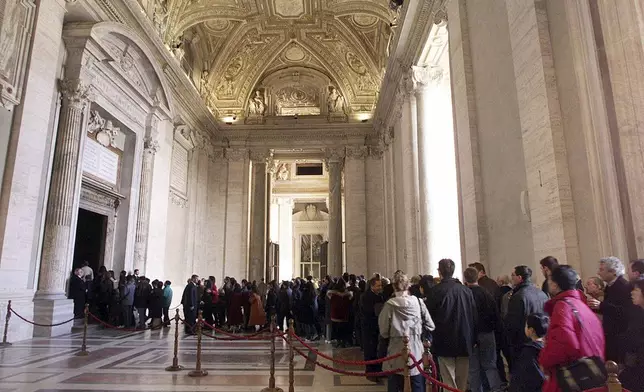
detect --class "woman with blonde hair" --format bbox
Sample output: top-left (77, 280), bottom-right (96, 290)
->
top-left (379, 273), bottom-right (435, 392)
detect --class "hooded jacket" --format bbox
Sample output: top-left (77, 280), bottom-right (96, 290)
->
top-left (378, 293), bottom-right (435, 376)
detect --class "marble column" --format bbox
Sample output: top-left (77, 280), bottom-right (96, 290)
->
top-left (344, 146), bottom-right (368, 274)
top-left (248, 151), bottom-right (269, 281)
top-left (325, 148), bottom-right (344, 278)
top-left (413, 65), bottom-right (462, 274)
top-left (223, 148), bottom-right (250, 279)
top-left (34, 79), bottom-right (89, 336)
top-left (133, 136), bottom-right (159, 274)
top-left (277, 197), bottom-right (294, 282)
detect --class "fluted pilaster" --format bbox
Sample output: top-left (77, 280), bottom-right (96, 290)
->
top-left (38, 79), bottom-right (90, 295)
top-left (133, 137), bottom-right (160, 273)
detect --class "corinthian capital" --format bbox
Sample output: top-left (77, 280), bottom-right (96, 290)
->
top-left (59, 79), bottom-right (90, 108)
top-left (249, 148), bottom-right (271, 163)
top-left (323, 147), bottom-right (345, 171)
top-left (411, 65), bottom-right (444, 90)
top-left (345, 145), bottom-right (368, 160)
top-left (144, 137), bottom-right (160, 154)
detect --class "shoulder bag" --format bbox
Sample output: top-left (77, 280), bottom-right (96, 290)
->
top-left (555, 300), bottom-right (607, 392)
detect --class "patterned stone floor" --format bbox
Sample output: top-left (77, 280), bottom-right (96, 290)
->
top-left (0, 326), bottom-right (388, 392)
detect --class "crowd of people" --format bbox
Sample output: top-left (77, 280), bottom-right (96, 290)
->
top-left (68, 256), bottom-right (644, 392)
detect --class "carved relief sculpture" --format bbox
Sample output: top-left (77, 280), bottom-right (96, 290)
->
top-left (248, 89), bottom-right (266, 116)
top-left (327, 86), bottom-right (346, 114)
top-left (152, 0), bottom-right (168, 37)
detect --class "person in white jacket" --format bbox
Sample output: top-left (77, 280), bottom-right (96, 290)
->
top-left (379, 273), bottom-right (435, 392)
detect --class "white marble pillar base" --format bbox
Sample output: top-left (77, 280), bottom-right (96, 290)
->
top-left (0, 293), bottom-right (35, 342)
top-left (32, 296), bottom-right (74, 337)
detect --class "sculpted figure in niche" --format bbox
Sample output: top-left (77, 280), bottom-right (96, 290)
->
top-left (277, 163), bottom-right (289, 181)
top-left (327, 86), bottom-right (346, 114)
top-left (87, 111), bottom-right (105, 134)
top-left (249, 90), bottom-right (266, 116)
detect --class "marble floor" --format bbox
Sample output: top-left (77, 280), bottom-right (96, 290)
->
top-left (0, 325), bottom-right (388, 392)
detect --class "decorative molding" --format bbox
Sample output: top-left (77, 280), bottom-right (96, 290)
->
top-left (368, 145), bottom-right (385, 159)
top-left (225, 148), bottom-right (248, 161)
top-left (249, 148), bottom-right (271, 162)
top-left (0, 0), bottom-right (36, 110)
top-left (173, 124), bottom-right (194, 150)
top-left (345, 145), bottom-right (368, 160)
top-left (169, 188), bottom-right (188, 208)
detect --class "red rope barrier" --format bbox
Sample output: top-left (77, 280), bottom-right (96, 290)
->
top-left (290, 331), bottom-right (403, 365)
top-left (409, 353), bottom-right (463, 392)
top-left (88, 312), bottom-right (164, 332)
top-left (201, 320), bottom-right (273, 340)
top-left (282, 335), bottom-right (422, 377)
top-left (10, 309), bottom-right (77, 327)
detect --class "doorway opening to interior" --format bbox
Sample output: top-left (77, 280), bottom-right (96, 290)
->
top-left (73, 208), bottom-right (107, 274)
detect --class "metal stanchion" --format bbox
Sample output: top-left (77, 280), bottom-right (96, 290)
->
top-left (165, 309), bottom-right (184, 372)
top-left (402, 336), bottom-right (411, 392)
top-left (0, 300), bottom-right (12, 347)
top-left (75, 304), bottom-right (89, 356)
top-left (606, 361), bottom-right (621, 392)
top-left (288, 319), bottom-right (295, 392)
top-left (188, 310), bottom-right (208, 377)
top-left (261, 315), bottom-right (283, 392)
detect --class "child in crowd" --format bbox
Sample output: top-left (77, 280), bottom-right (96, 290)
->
top-left (509, 313), bottom-right (549, 392)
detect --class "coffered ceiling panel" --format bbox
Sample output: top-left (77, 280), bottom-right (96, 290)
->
top-left (147, 0), bottom-right (395, 121)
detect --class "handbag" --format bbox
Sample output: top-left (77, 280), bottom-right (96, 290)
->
top-left (555, 300), bottom-right (607, 392)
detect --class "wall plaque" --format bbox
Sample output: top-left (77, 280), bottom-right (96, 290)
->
top-left (83, 137), bottom-right (120, 185)
top-left (170, 140), bottom-right (188, 195)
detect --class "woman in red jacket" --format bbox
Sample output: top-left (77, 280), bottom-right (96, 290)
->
top-left (539, 265), bottom-right (605, 392)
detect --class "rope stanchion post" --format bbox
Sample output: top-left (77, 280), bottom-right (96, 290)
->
top-left (402, 336), bottom-right (411, 392)
top-left (165, 309), bottom-right (184, 372)
top-left (0, 300), bottom-right (11, 347)
top-left (75, 304), bottom-right (90, 356)
top-left (288, 319), bottom-right (295, 392)
top-left (188, 310), bottom-right (208, 377)
top-left (606, 361), bottom-right (621, 392)
top-left (261, 314), bottom-right (283, 392)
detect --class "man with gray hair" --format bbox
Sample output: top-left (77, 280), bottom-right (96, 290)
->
top-left (588, 256), bottom-right (634, 362)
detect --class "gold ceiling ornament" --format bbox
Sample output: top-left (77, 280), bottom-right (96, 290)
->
top-left (142, 0), bottom-right (395, 121)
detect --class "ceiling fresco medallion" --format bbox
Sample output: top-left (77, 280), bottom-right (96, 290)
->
top-left (284, 44), bottom-right (306, 62)
top-left (273, 0), bottom-right (305, 18)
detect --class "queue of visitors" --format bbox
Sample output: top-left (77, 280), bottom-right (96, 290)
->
top-left (68, 257), bottom-right (644, 392)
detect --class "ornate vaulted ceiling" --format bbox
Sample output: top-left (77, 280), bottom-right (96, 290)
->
top-left (145, 0), bottom-right (395, 123)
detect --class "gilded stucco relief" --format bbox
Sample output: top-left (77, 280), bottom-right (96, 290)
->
top-left (142, 0), bottom-right (394, 122)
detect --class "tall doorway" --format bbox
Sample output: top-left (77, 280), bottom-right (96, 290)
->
top-left (73, 208), bottom-right (107, 273)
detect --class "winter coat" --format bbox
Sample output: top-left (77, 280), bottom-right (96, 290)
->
top-left (162, 285), bottom-right (173, 308)
top-left (278, 287), bottom-right (292, 315)
top-left (508, 340), bottom-right (544, 392)
top-left (134, 282), bottom-right (151, 309)
top-left (248, 293), bottom-right (266, 326)
top-left (538, 290), bottom-right (605, 392)
top-left (327, 290), bottom-right (353, 322)
top-left (620, 307), bottom-right (644, 392)
top-left (378, 294), bottom-right (435, 376)
top-left (601, 275), bottom-right (633, 362)
top-left (227, 291), bottom-right (244, 326)
top-left (426, 278), bottom-right (477, 357)
top-left (122, 283), bottom-right (135, 306)
top-left (504, 281), bottom-right (548, 360)
top-left (299, 290), bottom-right (318, 325)
top-left (148, 288), bottom-right (164, 319)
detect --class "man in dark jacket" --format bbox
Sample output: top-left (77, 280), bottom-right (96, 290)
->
top-left (468, 262), bottom-right (500, 300)
top-left (360, 276), bottom-right (384, 382)
top-left (426, 259), bottom-right (477, 391)
top-left (69, 268), bottom-right (87, 318)
top-left (589, 256), bottom-right (634, 362)
top-left (181, 274), bottom-right (199, 334)
top-left (134, 277), bottom-right (151, 328)
top-left (464, 267), bottom-right (502, 392)
top-left (504, 265), bottom-right (548, 366)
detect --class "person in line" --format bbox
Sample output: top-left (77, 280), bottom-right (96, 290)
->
top-left (508, 313), bottom-right (548, 392)
top-left (361, 276), bottom-right (384, 383)
top-left (181, 275), bottom-right (199, 334)
top-left (327, 279), bottom-right (354, 348)
top-left (504, 265), bottom-right (548, 366)
top-left (588, 256), bottom-right (633, 362)
top-left (148, 280), bottom-right (164, 329)
top-left (619, 279), bottom-right (644, 392)
top-left (69, 268), bottom-right (87, 319)
top-left (426, 259), bottom-right (477, 391)
top-left (539, 256), bottom-right (559, 297)
top-left (379, 273), bottom-right (435, 392)
top-left (539, 265), bottom-right (605, 392)
top-left (162, 280), bottom-right (172, 326)
top-left (463, 267), bottom-right (502, 392)
top-left (629, 259), bottom-right (644, 282)
top-left (121, 276), bottom-right (136, 328)
top-left (248, 285), bottom-right (266, 331)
